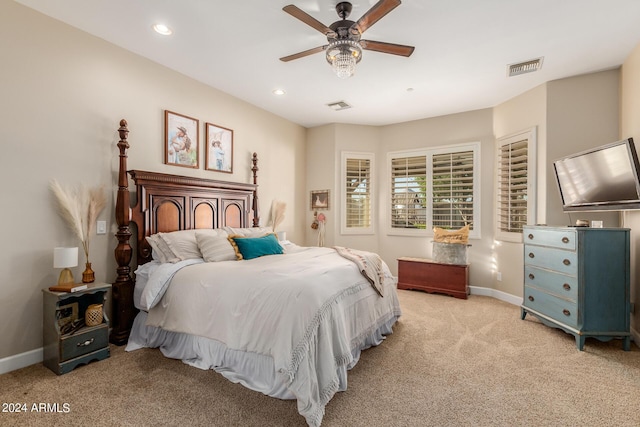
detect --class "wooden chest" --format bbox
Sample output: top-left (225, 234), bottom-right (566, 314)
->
top-left (397, 257), bottom-right (469, 299)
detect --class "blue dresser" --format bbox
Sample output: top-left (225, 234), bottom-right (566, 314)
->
top-left (521, 225), bottom-right (631, 351)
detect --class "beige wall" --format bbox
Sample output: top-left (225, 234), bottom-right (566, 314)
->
top-left (493, 85), bottom-right (548, 296)
top-left (546, 70), bottom-right (621, 228)
top-left (620, 42), bottom-right (640, 339)
top-left (4, 0), bottom-right (638, 367)
top-left (0, 2), bottom-right (306, 362)
top-left (377, 109), bottom-right (495, 288)
top-left (492, 70), bottom-right (621, 298)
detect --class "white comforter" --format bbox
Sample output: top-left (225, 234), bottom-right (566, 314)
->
top-left (141, 246), bottom-right (401, 426)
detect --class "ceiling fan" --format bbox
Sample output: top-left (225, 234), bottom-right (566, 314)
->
top-left (280, 0), bottom-right (415, 78)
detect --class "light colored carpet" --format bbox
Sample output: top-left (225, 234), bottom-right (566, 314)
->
top-left (1, 290), bottom-right (638, 426)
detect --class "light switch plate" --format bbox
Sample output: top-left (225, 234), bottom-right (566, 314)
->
top-left (97, 220), bottom-right (107, 235)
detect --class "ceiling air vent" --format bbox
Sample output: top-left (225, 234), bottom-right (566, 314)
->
top-left (508, 57), bottom-right (544, 77)
top-left (327, 101), bottom-right (352, 111)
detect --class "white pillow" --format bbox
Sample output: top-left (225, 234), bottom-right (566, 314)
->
top-left (146, 234), bottom-right (180, 264)
top-left (222, 226), bottom-right (272, 238)
top-left (196, 232), bottom-right (236, 262)
top-left (158, 230), bottom-right (201, 261)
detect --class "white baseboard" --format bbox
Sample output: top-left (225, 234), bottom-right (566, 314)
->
top-left (469, 285), bottom-right (523, 306)
top-left (0, 347), bottom-right (42, 375)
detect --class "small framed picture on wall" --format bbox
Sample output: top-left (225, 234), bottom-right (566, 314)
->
top-left (205, 122), bottom-right (233, 173)
top-left (311, 190), bottom-right (330, 210)
top-left (165, 110), bottom-right (199, 168)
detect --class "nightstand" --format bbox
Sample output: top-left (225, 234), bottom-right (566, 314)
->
top-left (42, 283), bottom-right (111, 375)
top-left (397, 257), bottom-right (469, 299)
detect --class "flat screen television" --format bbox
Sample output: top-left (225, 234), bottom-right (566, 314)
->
top-left (553, 137), bottom-right (640, 211)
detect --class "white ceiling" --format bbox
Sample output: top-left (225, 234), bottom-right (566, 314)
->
top-left (14, 0), bottom-right (640, 128)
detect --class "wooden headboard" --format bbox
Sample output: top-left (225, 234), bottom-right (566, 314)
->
top-left (110, 119), bottom-right (260, 345)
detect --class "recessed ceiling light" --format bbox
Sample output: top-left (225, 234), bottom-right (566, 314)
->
top-left (153, 23), bottom-right (172, 36)
top-left (272, 89), bottom-right (286, 96)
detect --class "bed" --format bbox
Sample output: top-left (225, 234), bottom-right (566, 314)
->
top-left (111, 119), bottom-right (402, 426)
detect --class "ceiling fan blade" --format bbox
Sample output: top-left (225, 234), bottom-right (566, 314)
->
top-left (360, 40), bottom-right (415, 57)
top-left (354, 0), bottom-right (402, 34)
top-left (280, 45), bottom-right (327, 62)
top-left (283, 5), bottom-right (334, 36)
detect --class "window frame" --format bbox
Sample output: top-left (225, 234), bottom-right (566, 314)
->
top-left (387, 142), bottom-right (481, 239)
top-left (341, 151), bottom-right (375, 235)
top-left (494, 127), bottom-right (537, 243)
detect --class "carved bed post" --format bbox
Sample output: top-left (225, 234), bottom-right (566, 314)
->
top-left (110, 119), bottom-right (136, 345)
top-left (251, 152), bottom-right (260, 227)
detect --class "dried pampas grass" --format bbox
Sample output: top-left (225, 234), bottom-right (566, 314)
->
top-left (270, 199), bottom-right (286, 232)
top-left (50, 180), bottom-right (106, 263)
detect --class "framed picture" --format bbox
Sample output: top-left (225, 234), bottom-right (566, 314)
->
top-left (165, 110), bottom-right (199, 168)
top-left (311, 190), bottom-right (330, 210)
top-left (205, 123), bottom-right (234, 173)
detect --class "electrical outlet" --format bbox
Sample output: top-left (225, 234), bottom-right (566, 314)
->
top-left (97, 220), bottom-right (107, 235)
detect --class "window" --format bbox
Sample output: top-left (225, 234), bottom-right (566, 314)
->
top-left (495, 128), bottom-right (537, 242)
top-left (389, 142), bottom-right (480, 238)
top-left (432, 149), bottom-right (475, 229)
top-left (390, 155), bottom-right (427, 229)
top-left (341, 152), bottom-right (374, 234)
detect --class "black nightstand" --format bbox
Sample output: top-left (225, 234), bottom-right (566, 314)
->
top-left (42, 283), bottom-right (111, 375)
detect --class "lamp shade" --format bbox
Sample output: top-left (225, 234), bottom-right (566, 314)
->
top-left (53, 247), bottom-right (78, 269)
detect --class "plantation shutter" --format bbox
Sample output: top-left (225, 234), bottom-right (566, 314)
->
top-left (345, 157), bottom-right (371, 228)
top-left (497, 139), bottom-right (528, 233)
top-left (432, 150), bottom-right (474, 230)
top-left (391, 155), bottom-right (427, 229)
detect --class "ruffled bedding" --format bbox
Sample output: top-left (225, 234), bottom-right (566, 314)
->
top-left (126, 245), bottom-right (401, 426)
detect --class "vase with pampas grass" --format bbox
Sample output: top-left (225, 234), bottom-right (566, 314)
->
top-left (50, 180), bottom-right (106, 283)
top-left (270, 200), bottom-right (286, 240)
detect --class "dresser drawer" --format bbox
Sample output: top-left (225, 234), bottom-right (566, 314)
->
top-left (524, 246), bottom-right (577, 275)
top-left (60, 324), bottom-right (108, 362)
top-left (524, 266), bottom-right (578, 301)
top-left (524, 228), bottom-right (576, 251)
top-left (524, 286), bottom-right (578, 328)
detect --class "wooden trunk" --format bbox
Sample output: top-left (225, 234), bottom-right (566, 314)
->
top-left (397, 257), bottom-right (469, 299)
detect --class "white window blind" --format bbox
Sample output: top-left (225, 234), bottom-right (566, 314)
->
top-left (341, 152), bottom-right (374, 235)
top-left (345, 157), bottom-right (371, 228)
top-left (391, 155), bottom-right (427, 229)
top-left (497, 139), bottom-right (528, 233)
top-left (432, 150), bottom-right (474, 230)
top-left (495, 127), bottom-right (537, 242)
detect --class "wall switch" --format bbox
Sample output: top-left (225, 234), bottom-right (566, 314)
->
top-left (497, 272), bottom-right (502, 281)
top-left (97, 220), bottom-right (107, 235)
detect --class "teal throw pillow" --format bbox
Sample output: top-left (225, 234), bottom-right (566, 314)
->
top-left (228, 233), bottom-right (283, 260)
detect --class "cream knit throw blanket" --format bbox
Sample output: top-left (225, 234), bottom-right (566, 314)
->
top-left (333, 246), bottom-right (385, 297)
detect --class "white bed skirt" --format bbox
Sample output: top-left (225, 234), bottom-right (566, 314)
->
top-left (126, 310), bottom-right (398, 400)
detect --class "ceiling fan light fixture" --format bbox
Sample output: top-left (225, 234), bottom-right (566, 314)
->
top-left (326, 40), bottom-right (362, 79)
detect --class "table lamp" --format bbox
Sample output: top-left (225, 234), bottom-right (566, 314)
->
top-left (54, 247), bottom-right (78, 285)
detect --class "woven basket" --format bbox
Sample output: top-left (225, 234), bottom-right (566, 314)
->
top-left (85, 304), bottom-right (103, 326)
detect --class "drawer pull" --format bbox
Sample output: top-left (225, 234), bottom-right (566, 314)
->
top-left (528, 295), bottom-right (534, 302)
top-left (562, 237), bottom-right (569, 244)
top-left (563, 283), bottom-right (571, 291)
top-left (528, 273), bottom-right (535, 280)
top-left (528, 253), bottom-right (535, 258)
top-left (563, 259), bottom-right (571, 266)
top-left (562, 309), bottom-right (571, 316)
top-left (77, 338), bottom-right (94, 347)
top-left (528, 234), bottom-right (534, 240)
